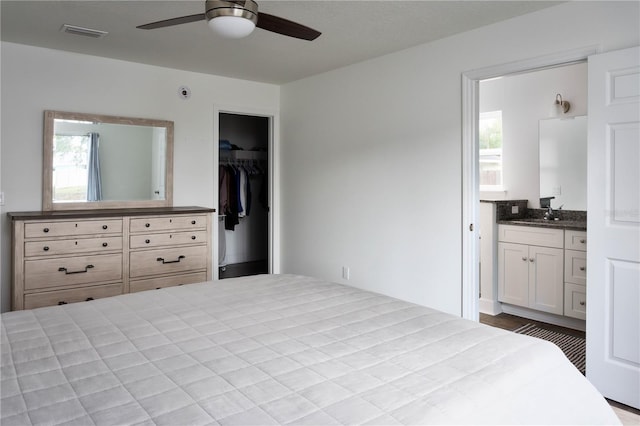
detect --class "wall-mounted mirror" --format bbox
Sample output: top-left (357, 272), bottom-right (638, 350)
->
top-left (43, 110), bottom-right (173, 210)
top-left (539, 115), bottom-right (587, 211)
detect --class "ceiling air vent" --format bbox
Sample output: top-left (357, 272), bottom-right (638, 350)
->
top-left (60, 24), bottom-right (108, 39)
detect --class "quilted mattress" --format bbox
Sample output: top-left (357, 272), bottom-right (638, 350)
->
top-left (1, 274), bottom-right (619, 425)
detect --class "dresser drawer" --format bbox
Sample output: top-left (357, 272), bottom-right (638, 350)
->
top-left (24, 254), bottom-right (123, 290)
top-left (564, 283), bottom-right (586, 320)
top-left (565, 249), bottom-right (587, 286)
top-left (129, 246), bottom-right (207, 278)
top-left (498, 225), bottom-right (564, 248)
top-left (130, 272), bottom-right (207, 293)
top-left (130, 231), bottom-right (208, 249)
top-left (130, 215), bottom-right (207, 233)
top-left (565, 230), bottom-right (587, 251)
top-left (25, 236), bottom-right (123, 257)
top-left (24, 283), bottom-right (123, 310)
top-left (24, 219), bottom-right (122, 238)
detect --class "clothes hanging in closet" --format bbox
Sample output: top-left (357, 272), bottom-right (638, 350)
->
top-left (219, 164), bottom-right (257, 231)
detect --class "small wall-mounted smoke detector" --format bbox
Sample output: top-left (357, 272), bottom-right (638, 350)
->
top-left (60, 24), bottom-right (108, 39)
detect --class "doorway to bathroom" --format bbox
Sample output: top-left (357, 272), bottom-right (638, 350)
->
top-left (460, 46), bottom-right (596, 321)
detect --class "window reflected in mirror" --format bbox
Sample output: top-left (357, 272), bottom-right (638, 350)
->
top-left (43, 111), bottom-right (173, 211)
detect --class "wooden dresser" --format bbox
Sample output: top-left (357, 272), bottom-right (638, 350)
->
top-left (9, 207), bottom-right (215, 310)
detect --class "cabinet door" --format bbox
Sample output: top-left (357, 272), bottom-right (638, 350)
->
top-left (498, 242), bottom-right (529, 307)
top-left (528, 246), bottom-right (564, 315)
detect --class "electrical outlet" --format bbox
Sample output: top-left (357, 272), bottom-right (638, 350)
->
top-left (342, 266), bottom-right (350, 280)
top-left (511, 205), bottom-right (519, 214)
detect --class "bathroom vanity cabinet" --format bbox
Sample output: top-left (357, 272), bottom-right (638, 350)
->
top-left (498, 225), bottom-right (564, 315)
top-left (563, 230), bottom-right (587, 320)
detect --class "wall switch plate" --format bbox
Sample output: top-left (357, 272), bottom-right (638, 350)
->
top-left (511, 205), bottom-right (519, 214)
top-left (0, 192), bottom-right (4, 206)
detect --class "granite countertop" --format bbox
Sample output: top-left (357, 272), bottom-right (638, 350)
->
top-left (486, 200), bottom-right (587, 231)
top-left (497, 218), bottom-right (586, 231)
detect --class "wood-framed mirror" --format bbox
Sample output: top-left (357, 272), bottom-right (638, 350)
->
top-left (43, 110), bottom-right (174, 211)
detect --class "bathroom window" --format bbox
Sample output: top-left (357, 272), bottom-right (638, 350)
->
top-left (479, 110), bottom-right (503, 190)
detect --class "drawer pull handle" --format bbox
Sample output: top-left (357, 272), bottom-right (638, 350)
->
top-left (191, 236), bottom-right (196, 240)
top-left (580, 239), bottom-right (586, 244)
top-left (529, 258), bottom-right (535, 262)
top-left (191, 220), bottom-right (196, 225)
top-left (43, 246), bottom-right (50, 251)
top-left (102, 242), bottom-right (108, 247)
top-left (156, 255), bottom-right (185, 264)
top-left (58, 301), bottom-right (67, 305)
top-left (102, 225), bottom-right (108, 230)
top-left (145, 239), bottom-right (151, 244)
top-left (579, 266), bottom-right (586, 271)
top-left (579, 301), bottom-right (585, 306)
top-left (522, 257), bottom-right (527, 261)
top-left (86, 297), bottom-right (94, 301)
top-left (145, 223), bottom-right (150, 228)
top-left (58, 264), bottom-right (94, 275)
top-left (43, 227), bottom-right (50, 233)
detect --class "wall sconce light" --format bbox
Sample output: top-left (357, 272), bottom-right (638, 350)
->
top-left (551, 93), bottom-right (571, 117)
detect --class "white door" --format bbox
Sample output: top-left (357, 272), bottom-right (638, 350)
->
top-left (587, 46), bottom-right (640, 409)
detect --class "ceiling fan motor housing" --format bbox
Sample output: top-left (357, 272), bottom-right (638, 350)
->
top-left (205, 0), bottom-right (258, 25)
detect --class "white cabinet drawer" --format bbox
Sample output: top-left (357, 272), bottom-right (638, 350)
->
top-left (129, 246), bottom-right (207, 278)
top-left (130, 215), bottom-right (207, 233)
top-left (24, 219), bottom-right (122, 238)
top-left (565, 230), bottom-right (587, 251)
top-left (25, 236), bottom-right (122, 257)
top-left (130, 272), bottom-right (207, 293)
top-left (24, 283), bottom-right (123, 310)
top-left (24, 254), bottom-right (123, 290)
top-left (498, 225), bottom-right (564, 248)
top-left (564, 283), bottom-right (586, 320)
top-left (130, 231), bottom-right (208, 249)
top-left (565, 250), bottom-right (587, 286)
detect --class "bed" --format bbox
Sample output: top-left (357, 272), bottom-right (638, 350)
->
top-left (1, 274), bottom-right (619, 425)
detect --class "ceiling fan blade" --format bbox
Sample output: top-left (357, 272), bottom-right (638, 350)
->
top-left (137, 13), bottom-right (206, 30)
top-left (256, 12), bottom-right (320, 41)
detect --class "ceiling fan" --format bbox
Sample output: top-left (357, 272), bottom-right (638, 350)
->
top-left (137, 0), bottom-right (321, 41)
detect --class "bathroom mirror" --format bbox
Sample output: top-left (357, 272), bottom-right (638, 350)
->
top-left (539, 115), bottom-right (587, 210)
top-left (43, 110), bottom-right (173, 211)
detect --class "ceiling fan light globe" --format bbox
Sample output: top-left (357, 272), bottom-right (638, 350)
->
top-left (208, 16), bottom-right (256, 38)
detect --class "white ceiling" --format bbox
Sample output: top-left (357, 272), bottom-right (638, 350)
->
top-left (1, 1), bottom-right (561, 84)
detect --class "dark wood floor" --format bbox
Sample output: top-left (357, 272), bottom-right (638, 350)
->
top-left (219, 260), bottom-right (268, 279)
top-left (479, 312), bottom-right (585, 339)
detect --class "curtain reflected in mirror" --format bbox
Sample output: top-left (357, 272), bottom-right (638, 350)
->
top-left (43, 111), bottom-right (173, 211)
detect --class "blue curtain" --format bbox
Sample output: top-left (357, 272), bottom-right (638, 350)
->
top-left (87, 132), bottom-right (102, 201)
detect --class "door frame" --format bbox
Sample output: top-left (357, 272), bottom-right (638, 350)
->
top-left (213, 104), bottom-right (281, 279)
top-left (461, 46), bottom-right (597, 320)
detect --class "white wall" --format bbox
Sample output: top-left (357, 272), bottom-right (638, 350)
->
top-left (0, 42), bottom-right (279, 312)
top-left (280, 1), bottom-right (639, 316)
top-left (479, 63), bottom-right (588, 207)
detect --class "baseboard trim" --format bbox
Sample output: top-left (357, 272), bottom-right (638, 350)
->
top-left (479, 298), bottom-right (503, 316)
top-left (501, 304), bottom-right (586, 331)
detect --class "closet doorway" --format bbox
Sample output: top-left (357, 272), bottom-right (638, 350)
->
top-left (217, 111), bottom-right (273, 279)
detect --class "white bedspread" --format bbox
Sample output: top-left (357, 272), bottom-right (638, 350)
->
top-left (1, 274), bottom-right (619, 425)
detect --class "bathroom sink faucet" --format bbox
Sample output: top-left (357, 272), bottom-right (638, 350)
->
top-left (544, 206), bottom-right (555, 220)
